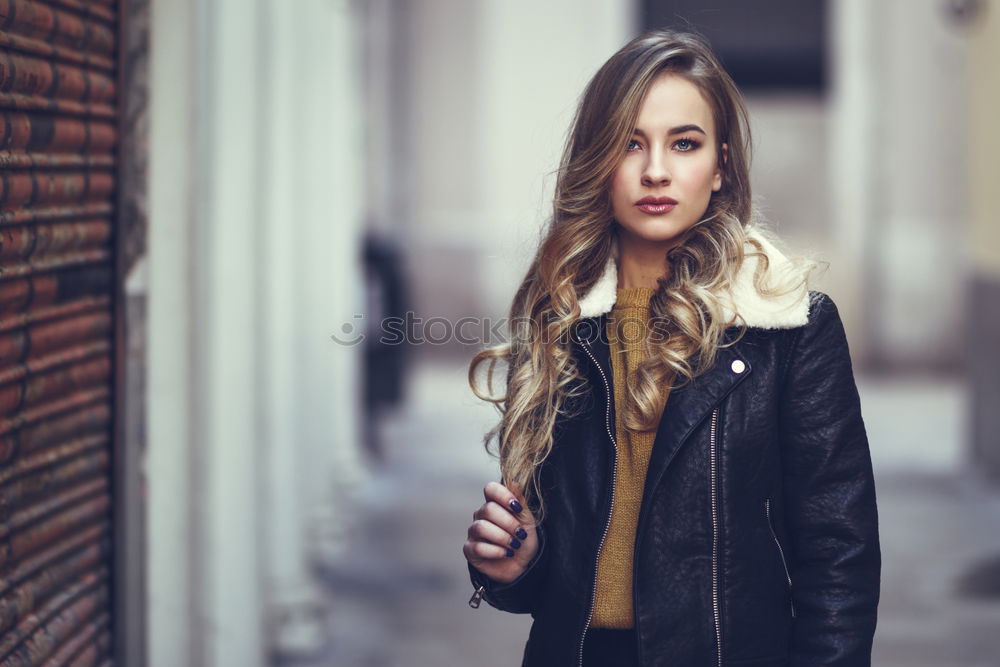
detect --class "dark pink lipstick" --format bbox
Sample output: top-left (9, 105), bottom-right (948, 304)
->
top-left (634, 196), bottom-right (678, 215)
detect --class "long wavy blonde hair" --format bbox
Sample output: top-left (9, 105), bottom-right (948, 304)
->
top-left (468, 29), bottom-right (811, 524)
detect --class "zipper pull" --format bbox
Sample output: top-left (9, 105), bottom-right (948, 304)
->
top-left (468, 585), bottom-right (486, 608)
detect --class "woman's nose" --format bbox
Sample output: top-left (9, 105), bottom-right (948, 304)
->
top-left (641, 150), bottom-right (670, 186)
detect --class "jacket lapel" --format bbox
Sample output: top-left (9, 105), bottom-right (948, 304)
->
top-left (638, 342), bottom-right (751, 516)
top-left (572, 319), bottom-right (753, 506)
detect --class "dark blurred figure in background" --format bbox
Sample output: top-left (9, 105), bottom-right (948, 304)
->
top-left (361, 231), bottom-right (411, 464)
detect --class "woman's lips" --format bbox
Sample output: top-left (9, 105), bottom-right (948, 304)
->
top-left (636, 202), bottom-right (676, 214)
top-left (634, 196), bottom-right (678, 215)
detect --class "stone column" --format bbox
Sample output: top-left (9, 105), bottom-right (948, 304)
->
top-left (147, 0), bottom-right (367, 664)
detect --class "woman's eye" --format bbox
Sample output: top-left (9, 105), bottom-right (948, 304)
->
top-left (626, 139), bottom-right (641, 152)
top-left (674, 138), bottom-right (700, 152)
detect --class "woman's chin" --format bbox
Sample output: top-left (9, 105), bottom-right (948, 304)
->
top-left (618, 224), bottom-right (693, 248)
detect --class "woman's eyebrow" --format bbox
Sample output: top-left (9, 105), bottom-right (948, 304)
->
top-left (633, 124), bottom-right (707, 137)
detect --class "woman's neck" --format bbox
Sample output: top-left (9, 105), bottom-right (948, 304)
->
top-left (616, 234), bottom-right (672, 289)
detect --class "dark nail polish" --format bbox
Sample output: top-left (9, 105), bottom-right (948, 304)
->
top-left (505, 549), bottom-right (515, 557)
top-left (509, 538), bottom-right (521, 549)
top-left (515, 527), bottom-right (527, 540)
top-left (509, 498), bottom-right (523, 514)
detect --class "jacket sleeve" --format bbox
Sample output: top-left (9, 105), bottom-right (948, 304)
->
top-left (778, 292), bottom-right (881, 666)
top-left (467, 358), bottom-right (552, 615)
top-left (468, 519), bottom-right (550, 614)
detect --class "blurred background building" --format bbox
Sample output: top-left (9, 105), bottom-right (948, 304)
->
top-left (0, 0), bottom-right (997, 665)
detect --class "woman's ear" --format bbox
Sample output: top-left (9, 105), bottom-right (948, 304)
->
top-left (713, 142), bottom-right (728, 192)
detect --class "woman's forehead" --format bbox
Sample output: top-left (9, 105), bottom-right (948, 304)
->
top-left (634, 73), bottom-right (716, 136)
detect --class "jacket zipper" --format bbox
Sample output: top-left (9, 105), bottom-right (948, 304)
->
top-left (709, 407), bottom-right (722, 667)
top-left (577, 339), bottom-right (619, 667)
top-left (765, 498), bottom-right (797, 618)
top-left (468, 584), bottom-right (485, 608)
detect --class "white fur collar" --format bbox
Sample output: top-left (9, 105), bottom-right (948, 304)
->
top-left (577, 228), bottom-right (810, 329)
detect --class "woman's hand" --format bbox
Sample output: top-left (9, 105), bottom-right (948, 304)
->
top-left (463, 481), bottom-right (539, 585)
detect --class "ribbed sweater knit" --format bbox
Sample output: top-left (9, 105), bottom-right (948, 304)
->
top-left (591, 286), bottom-right (670, 629)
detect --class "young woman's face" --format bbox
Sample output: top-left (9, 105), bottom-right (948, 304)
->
top-left (610, 72), bottom-right (725, 250)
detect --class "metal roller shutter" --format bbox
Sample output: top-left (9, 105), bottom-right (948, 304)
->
top-left (0, 0), bottom-right (117, 665)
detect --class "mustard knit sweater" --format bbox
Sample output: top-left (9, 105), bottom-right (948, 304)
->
top-left (591, 286), bottom-right (669, 629)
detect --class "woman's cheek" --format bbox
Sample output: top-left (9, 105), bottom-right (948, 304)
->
top-left (685, 160), bottom-right (720, 192)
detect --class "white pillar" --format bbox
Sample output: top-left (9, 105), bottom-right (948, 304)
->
top-left (195, 0), bottom-right (267, 662)
top-left (831, 0), bottom-right (967, 368)
top-left (258, 0), bottom-right (329, 655)
top-left (828, 0), bottom-right (879, 361)
top-left (147, 0), bottom-right (367, 663)
top-left (290, 0), bottom-right (369, 569)
top-left (968, 2), bottom-right (1000, 277)
top-left (875, 0), bottom-right (967, 368)
top-left (147, 0), bottom-right (199, 662)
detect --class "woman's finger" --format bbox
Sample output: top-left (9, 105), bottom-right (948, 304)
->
top-left (475, 500), bottom-right (529, 541)
top-left (483, 480), bottom-right (531, 519)
top-left (463, 538), bottom-right (509, 561)
top-left (468, 518), bottom-right (524, 550)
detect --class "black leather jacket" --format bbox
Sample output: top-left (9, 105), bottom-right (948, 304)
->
top-left (468, 292), bottom-right (881, 666)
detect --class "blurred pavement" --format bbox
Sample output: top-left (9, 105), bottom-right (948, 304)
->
top-left (278, 362), bottom-right (1000, 667)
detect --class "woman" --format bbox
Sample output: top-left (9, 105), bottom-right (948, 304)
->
top-left (461, 29), bottom-right (880, 667)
